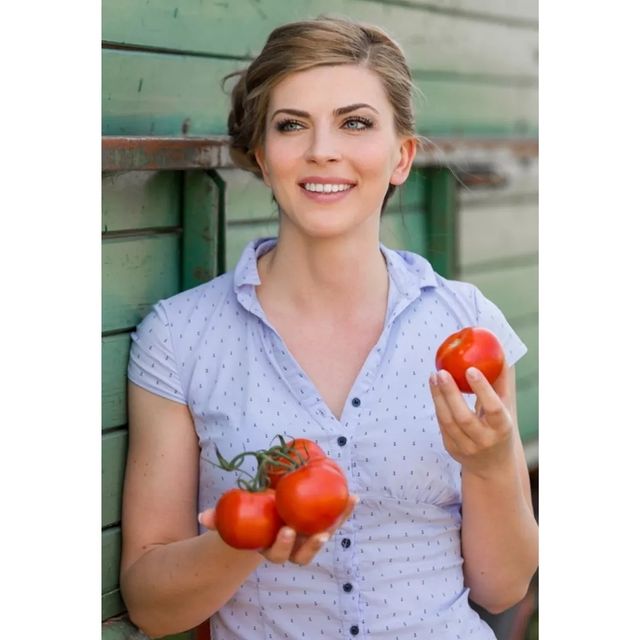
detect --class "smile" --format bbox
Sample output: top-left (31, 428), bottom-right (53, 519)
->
top-left (302, 183), bottom-right (355, 193)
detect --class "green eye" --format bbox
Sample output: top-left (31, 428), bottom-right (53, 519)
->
top-left (344, 117), bottom-right (373, 130)
top-left (275, 119), bottom-right (304, 132)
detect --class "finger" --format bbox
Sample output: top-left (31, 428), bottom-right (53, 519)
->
top-left (197, 508), bottom-right (216, 531)
top-left (465, 367), bottom-right (509, 429)
top-left (290, 531), bottom-right (330, 565)
top-left (261, 526), bottom-right (297, 564)
top-left (430, 372), bottom-right (477, 449)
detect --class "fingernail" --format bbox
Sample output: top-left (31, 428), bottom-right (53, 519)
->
top-left (317, 534), bottom-right (330, 544)
top-left (466, 367), bottom-right (480, 381)
top-left (281, 528), bottom-right (295, 541)
top-left (197, 512), bottom-right (204, 525)
top-left (429, 373), bottom-right (438, 386)
top-left (437, 370), bottom-right (449, 384)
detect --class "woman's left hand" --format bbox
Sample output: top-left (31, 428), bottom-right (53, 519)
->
top-left (429, 364), bottom-right (516, 478)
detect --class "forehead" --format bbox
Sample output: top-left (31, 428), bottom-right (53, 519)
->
top-left (268, 64), bottom-right (392, 114)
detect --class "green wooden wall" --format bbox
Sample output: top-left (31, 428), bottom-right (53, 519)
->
top-left (102, 1), bottom-right (538, 637)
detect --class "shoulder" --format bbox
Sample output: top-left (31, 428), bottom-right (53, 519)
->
top-left (153, 271), bottom-right (235, 322)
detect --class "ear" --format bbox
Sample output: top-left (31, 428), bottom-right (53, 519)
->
top-left (390, 137), bottom-right (418, 186)
top-left (254, 146), bottom-right (271, 188)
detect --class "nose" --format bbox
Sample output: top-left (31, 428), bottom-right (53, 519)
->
top-left (304, 126), bottom-right (341, 164)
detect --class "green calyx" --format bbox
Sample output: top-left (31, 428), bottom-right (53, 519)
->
top-left (201, 434), bottom-right (308, 492)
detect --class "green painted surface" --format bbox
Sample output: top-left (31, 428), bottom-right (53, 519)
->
top-left (102, 526), bottom-right (122, 596)
top-left (102, 588), bottom-right (126, 624)
top-left (226, 220), bottom-right (280, 271)
top-left (217, 168), bottom-right (277, 224)
top-left (459, 201), bottom-right (538, 268)
top-left (182, 171), bottom-right (222, 289)
top-left (380, 208), bottom-right (427, 255)
top-left (102, 171), bottom-right (181, 233)
top-left (103, 334), bottom-right (131, 430)
top-left (516, 381), bottom-right (538, 443)
top-left (102, 50), bottom-right (238, 137)
top-left (102, 234), bottom-right (181, 332)
top-left (103, 49), bottom-right (537, 138)
top-left (102, 618), bottom-right (195, 640)
top-left (459, 261), bottom-right (538, 323)
top-left (102, 0), bottom-right (538, 77)
top-left (512, 318), bottom-right (538, 384)
top-left (424, 168), bottom-right (457, 278)
top-left (103, 430), bottom-right (128, 528)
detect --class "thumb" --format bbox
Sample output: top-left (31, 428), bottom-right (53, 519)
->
top-left (197, 507), bottom-right (217, 530)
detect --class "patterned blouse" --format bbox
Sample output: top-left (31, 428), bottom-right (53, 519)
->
top-left (128, 237), bottom-right (527, 639)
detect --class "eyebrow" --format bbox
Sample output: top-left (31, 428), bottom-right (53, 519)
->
top-left (270, 103), bottom-right (379, 121)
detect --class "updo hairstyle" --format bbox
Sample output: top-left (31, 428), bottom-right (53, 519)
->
top-left (224, 16), bottom-right (419, 210)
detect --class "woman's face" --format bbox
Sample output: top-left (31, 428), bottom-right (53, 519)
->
top-left (255, 64), bottom-right (416, 240)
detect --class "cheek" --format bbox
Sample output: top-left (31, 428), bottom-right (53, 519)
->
top-left (355, 140), bottom-right (398, 179)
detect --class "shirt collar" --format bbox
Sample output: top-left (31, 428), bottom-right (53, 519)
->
top-left (233, 236), bottom-right (438, 296)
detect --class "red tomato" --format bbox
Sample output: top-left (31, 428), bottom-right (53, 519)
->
top-left (214, 488), bottom-right (284, 550)
top-left (435, 327), bottom-right (505, 393)
top-left (275, 458), bottom-right (349, 536)
top-left (265, 438), bottom-right (326, 489)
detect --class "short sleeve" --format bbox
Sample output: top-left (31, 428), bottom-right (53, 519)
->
top-left (127, 303), bottom-right (187, 404)
top-left (473, 287), bottom-right (528, 368)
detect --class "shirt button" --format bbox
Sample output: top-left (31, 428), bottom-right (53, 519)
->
top-left (343, 582), bottom-right (353, 593)
top-left (350, 625), bottom-right (360, 636)
top-left (337, 436), bottom-right (347, 446)
top-left (351, 397), bottom-right (361, 407)
top-left (341, 537), bottom-right (351, 549)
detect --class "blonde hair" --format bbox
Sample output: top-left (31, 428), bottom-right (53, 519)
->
top-left (225, 16), bottom-right (418, 210)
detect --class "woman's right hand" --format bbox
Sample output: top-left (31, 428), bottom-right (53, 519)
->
top-left (198, 494), bottom-right (359, 565)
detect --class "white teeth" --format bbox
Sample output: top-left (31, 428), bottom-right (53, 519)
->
top-left (303, 183), bottom-right (353, 193)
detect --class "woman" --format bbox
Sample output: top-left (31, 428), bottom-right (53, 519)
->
top-left (121, 16), bottom-right (538, 639)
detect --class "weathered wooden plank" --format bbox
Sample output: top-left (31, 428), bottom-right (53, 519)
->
top-left (102, 618), bottom-right (196, 640)
top-left (458, 201), bottom-right (538, 268)
top-left (513, 317), bottom-right (538, 384)
top-left (516, 380), bottom-right (538, 444)
top-left (215, 169), bottom-right (275, 224)
top-left (424, 168), bottom-right (457, 278)
top-left (102, 50), bottom-right (537, 138)
top-left (103, 334), bottom-right (131, 430)
top-left (457, 156), bottom-right (538, 206)
top-left (182, 171), bottom-right (222, 289)
top-left (102, 588), bottom-right (126, 623)
top-left (381, 208), bottom-right (428, 255)
top-left (102, 619), bottom-right (149, 640)
top-left (378, 0), bottom-right (538, 24)
top-left (103, 526), bottom-right (122, 596)
top-left (102, 0), bottom-right (538, 77)
top-left (102, 171), bottom-right (181, 232)
top-left (226, 220), bottom-right (280, 271)
top-left (103, 430), bottom-right (128, 528)
top-left (102, 50), bottom-right (234, 136)
top-left (102, 234), bottom-right (181, 333)
top-left (102, 136), bottom-right (537, 172)
top-left (459, 261), bottom-right (538, 323)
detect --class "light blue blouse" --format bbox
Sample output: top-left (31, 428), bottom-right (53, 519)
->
top-left (128, 237), bottom-right (527, 639)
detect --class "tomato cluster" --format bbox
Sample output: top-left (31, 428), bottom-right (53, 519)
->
top-left (435, 327), bottom-right (505, 393)
top-left (211, 438), bottom-right (349, 550)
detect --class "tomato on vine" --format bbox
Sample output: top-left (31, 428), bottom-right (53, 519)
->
top-left (214, 488), bottom-right (283, 550)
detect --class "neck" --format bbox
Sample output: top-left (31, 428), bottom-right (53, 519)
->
top-left (257, 227), bottom-right (388, 317)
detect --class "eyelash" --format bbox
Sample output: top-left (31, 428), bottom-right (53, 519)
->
top-left (275, 116), bottom-right (374, 132)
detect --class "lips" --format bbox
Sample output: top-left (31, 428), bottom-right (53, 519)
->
top-left (298, 177), bottom-right (357, 197)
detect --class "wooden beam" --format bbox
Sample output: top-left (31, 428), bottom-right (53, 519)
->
top-left (102, 136), bottom-right (537, 172)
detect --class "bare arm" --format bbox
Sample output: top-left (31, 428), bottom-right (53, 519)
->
top-left (429, 366), bottom-right (538, 614)
top-left (120, 382), bottom-right (357, 638)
